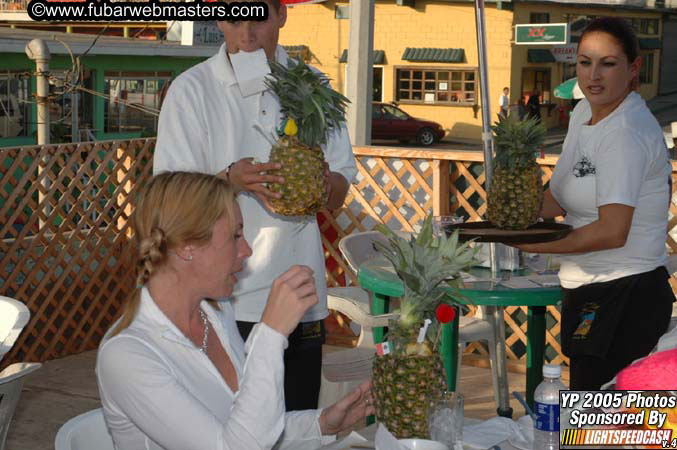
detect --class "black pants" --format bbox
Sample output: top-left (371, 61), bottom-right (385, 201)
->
top-left (561, 266), bottom-right (674, 390)
top-left (237, 320), bottom-right (325, 411)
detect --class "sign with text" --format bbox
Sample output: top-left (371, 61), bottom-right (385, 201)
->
top-left (560, 390), bottom-right (677, 449)
top-left (515, 23), bottom-right (567, 45)
top-left (551, 44), bottom-right (578, 63)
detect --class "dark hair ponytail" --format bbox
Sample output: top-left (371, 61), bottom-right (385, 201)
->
top-left (579, 17), bottom-right (640, 63)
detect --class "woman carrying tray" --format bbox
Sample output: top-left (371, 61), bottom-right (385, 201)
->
top-left (514, 17), bottom-right (674, 390)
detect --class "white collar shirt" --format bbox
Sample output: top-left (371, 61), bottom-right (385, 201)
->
top-left (96, 287), bottom-right (330, 450)
top-left (153, 44), bottom-right (358, 323)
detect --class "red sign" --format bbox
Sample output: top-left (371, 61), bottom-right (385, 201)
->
top-left (282, 0), bottom-right (327, 4)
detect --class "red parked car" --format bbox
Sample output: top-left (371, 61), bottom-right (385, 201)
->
top-left (371, 102), bottom-right (445, 146)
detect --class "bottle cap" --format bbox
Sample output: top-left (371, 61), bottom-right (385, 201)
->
top-left (543, 364), bottom-right (561, 378)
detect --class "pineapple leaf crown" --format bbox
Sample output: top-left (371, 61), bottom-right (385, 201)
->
top-left (491, 114), bottom-right (546, 170)
top-left (265, 57), bottom-right (350, 148)
top-left (373, 214), bottom-right (479, 335)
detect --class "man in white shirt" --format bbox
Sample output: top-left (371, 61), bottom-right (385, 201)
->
top-left (498, 87), bottom-right (509, 118)
top-left (153, 0), bottom-right (357, 410)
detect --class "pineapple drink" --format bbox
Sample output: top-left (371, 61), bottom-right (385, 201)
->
top-left (371, 215), bottom-right (478, 438)
top-left (264, 58), bottom-right (349, 217)
top-left (486, 114), bottom-right (547, 230)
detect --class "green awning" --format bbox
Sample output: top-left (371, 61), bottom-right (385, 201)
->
top-left (401, 48), bottom-right (464, 63)
top-left (339, 49), bottom-right (386, 64)
top-left (527, 49), bottom-right (556, 63)
top-left (639, 38), bottom-right (662, 50)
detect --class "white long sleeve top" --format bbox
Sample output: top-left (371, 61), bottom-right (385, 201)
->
top-left (96, 287), bottom-right (331, 450)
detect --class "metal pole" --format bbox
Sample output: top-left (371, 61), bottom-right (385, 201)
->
top-left (474, 0), bottom-right (513, 419)
top-left (71, 91), bottom-right (79, 143)
top-left (26, 39), bottom-right (51, 229)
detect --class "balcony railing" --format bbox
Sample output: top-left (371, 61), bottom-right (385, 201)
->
top-left (2, 139), bottom-right (677, 371)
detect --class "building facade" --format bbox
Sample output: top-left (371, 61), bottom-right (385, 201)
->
top-left (281, 0), bottom-right (669, 139)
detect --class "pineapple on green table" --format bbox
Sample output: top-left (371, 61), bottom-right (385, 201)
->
top-left (486, 114), bottom-right (547, 230)
top-left (371, 215), bottom-right (478, 439)
top-left (264, 58), bottom-right (349, 217)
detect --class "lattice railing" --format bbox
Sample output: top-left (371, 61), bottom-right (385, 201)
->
top-left (3, 140), bottom-right (677, 368)
top-left (0, 139), bottom-right (154, 365)
top-left (322, 146), bottom-right (677, 367)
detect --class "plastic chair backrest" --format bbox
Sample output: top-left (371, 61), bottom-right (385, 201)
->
top-left (0, 362), bottom-right (41, 450)
top-left (55, 408), bottom-right (115, 450)
top-left (339, 231), bottom-right (389, 275)
top-left (0, 297), bottom-right (30, 363)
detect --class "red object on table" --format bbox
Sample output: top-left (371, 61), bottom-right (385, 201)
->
top-left (435, 304), bottom-right (456, 323)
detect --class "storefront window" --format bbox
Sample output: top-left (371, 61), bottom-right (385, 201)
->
top-left (530, 12), bottom-right (550, 23)
top-left (396, 67), bottom-right (477, 105)
top-left (0, 71), bottom-right (31, 139)
top-left (104, 71), bottom-right (171, 134)
top-left (48, 69), bottom-right (95, 143)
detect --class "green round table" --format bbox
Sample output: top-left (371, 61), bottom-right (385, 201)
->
top-left (358, 257), bottom-right (561, 416)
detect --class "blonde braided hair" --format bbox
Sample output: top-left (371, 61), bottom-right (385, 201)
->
top-left (110, 171), bottom-right (236, 337)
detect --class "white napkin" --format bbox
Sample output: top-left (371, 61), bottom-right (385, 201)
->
top-left (229, 48), bottom-right (271, 97)
top-left (319, 431), bottom-right (369, 450)
top-left (462, 416), bottom-right (528, 449)
top-left (499, 277), bottom-right (540, 289)
top-left (375, 424), bottom-right (405, 450)
top-left (508, 415), bottom-right (534, 450)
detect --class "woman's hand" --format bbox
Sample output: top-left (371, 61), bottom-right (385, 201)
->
top-left (540, 189), bottom-right (566, 219)
top-left (513, 203), bottom-right (634, 254)
top-left (319, 379), bottom-right (375, 435)
top-left (261, 266), bottom-right (318, 337)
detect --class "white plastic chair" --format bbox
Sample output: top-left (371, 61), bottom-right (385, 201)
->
top-left (320, 232), bottom-right (399, 407)
top-left (55, 408), bottom-right (115, 450)
top-left (0, 362), bottom-right (41, 450)
top-left (323, 230), bottom-right (501, 409)
top-left (0, 296), bottom-right (30, 363)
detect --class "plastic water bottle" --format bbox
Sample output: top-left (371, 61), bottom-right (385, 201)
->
top-left (532, 364), bottom-right (566, 450)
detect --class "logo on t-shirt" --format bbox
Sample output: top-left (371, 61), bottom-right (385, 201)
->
top-left (573, 303), bottom-right (599, 339)
top-left (573, 156), bottom-right (596, 178)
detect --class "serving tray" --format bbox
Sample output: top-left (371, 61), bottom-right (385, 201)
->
top-left (445, 221), bottom-right (572, 244)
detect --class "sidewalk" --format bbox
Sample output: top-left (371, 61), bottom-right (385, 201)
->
top-left (439, 91), bottom-right (677, 156)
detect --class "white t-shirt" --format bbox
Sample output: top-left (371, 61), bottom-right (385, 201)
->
top-left (550, 92), bottom-right (671, 289)
top-left (499, 94), bottom-right (509, 111)
top-left (154, 44), bottom-right (358, 322)
top-left (96, 288), bottom-right (332, 450)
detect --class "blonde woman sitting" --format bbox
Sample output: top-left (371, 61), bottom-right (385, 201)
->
top-left (96, 171), bottom-right (373, 450)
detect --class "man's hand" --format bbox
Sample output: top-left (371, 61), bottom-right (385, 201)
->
top-left (219, 158), bottom-right (284, 210)
top-left (319, 379), bottom-right (374, 435)
top-left (322, 163), bottom-right (349, 211)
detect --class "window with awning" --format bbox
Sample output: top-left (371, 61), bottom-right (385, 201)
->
top-left (339, 49), bottom-right (386, 65)
top-left (401, 48), bottom-right (465, 63)
top-left (527, 49), bottom-right (556, 64)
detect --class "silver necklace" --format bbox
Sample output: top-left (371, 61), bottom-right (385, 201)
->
top-left (199, 309), bottom-right (209, 353)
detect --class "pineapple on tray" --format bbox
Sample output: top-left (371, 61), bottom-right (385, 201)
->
top-left (371, 214), bottom-right (478, 439)
top-left (263, 58), bottom-right (349, 217)
top-left (486, 114), bottom-right (547, 230)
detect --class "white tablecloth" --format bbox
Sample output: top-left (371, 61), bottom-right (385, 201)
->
top-left (322, 415), bottom-right (534, 450)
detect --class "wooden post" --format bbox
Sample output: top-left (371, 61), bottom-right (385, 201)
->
top-left (432, 159), bottom-right (450, 216)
